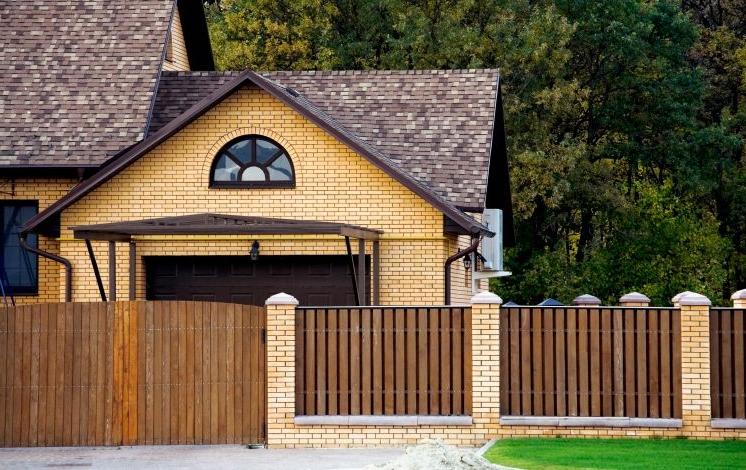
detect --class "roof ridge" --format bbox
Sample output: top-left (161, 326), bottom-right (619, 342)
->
top-left (265, 68), bottom-right (500, 75)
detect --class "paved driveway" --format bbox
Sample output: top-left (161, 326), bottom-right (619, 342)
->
top-left (0, 445), bottom-right (405, 470)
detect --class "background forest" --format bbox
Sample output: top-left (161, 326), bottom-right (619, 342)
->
top-left (204, 0), bottom-right (745, 305)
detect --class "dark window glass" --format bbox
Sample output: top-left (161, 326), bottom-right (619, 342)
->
top-left (210, 135), bottom-right (295, 188)
top-left (1, 202), bottom-right (38, 295)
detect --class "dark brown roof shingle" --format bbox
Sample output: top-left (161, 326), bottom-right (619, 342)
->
top-left (0, 0), bottom-right (175, 167)
top-left (151, 70), bottom-right (499, 208)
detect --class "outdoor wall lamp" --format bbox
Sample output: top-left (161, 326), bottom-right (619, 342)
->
top-left (463, 253), bottom-right (472, 270)
top-left (250, 240), bottom-right (260, 261)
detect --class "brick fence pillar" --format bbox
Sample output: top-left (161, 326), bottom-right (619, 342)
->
top-left (619, 291), bottom-right (651, 307)
top-left (265, 292), bottom-right (299, 447)
top-left (732, 289), bottom-right (746, 309)
top-left (677, 291), bottom-right (712, 438)
top-left (470, 291), bottom-right (502, 439)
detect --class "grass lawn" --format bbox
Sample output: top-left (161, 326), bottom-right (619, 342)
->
top-left (483, 438), bottom-right (746, 470)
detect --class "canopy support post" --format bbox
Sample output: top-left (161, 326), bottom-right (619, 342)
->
top-left (85, 239), bottom-right (107, 302)
top-left (129, 241), bottom-right (136, 300)
top-left (358, 239), bottom-right (366, 306)
top-left (108, 241), bottom-right (116, 301)
top-left (372, 240), bottom-right (380, 305)
top-left (345, 236), bottom-right (359, 306)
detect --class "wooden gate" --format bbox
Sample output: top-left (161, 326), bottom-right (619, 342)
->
top-left (0, 301), bottom-right (266, 447)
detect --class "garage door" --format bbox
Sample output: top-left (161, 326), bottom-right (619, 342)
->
top-left (145, 255), bottom-right (369, 306)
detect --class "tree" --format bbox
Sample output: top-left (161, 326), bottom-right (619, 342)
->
top-left (206, 0), bottom-right (338, 70)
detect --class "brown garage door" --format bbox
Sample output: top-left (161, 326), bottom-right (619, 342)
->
top-left (145, 255), bottom-right (369, 306)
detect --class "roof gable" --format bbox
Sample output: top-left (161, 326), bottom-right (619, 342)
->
top-left (24, 71), bottom-right (490, 237)
top-left (151, 69), bottom-right (500, 208)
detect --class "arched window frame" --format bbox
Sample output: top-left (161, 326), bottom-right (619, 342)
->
top-left (209, 135), bottom-right (296, 188)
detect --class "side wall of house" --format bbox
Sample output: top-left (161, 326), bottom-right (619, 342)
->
top-left (58, 86), bottom-right (453, 305)
top-left (162, 6), bottom-right (190, 71)
top-left (1, 179), bottom-right (77, 304)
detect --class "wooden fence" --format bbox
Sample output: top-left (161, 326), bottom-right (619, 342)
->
top-left (0, 301), bottom-right (266, 447)
top-left (296, 307), bottom-right (472, 416)
top-left (500, 307), bottom-right (681, 418)
top-left (710, 308), bottom-right (746, 419)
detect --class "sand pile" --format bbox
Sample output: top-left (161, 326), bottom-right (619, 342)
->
top-left (365, 439), bottom-right (508, 470)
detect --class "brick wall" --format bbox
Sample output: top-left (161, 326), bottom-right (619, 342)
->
top-left (264, 292), bottom-right (501, 448)
top-left (1, 178), bottom-right (77, 304)
top-left (57, 86), bottom-right (463, 305)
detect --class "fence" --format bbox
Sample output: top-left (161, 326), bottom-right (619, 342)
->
top-left (295, 306), bottom-right (472, 416)
top-left (0, 301), bottom-right (266, 447)
top-left (499, 306), bottom-right (682, 418)
top-left (710, 308), bottom-right (746, 419)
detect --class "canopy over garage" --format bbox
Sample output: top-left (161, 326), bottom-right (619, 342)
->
top-left (71, 213), bottom-right (383, 306)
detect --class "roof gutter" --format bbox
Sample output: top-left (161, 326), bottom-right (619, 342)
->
top-left (20, 233), bottom-right (72, 302)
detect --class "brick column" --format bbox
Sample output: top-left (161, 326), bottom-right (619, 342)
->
top-left (470, 291), bottom-right (502, 439)
top-left (676, 291), bottom-right (712, 437)
top-left (265, 292), bottom-right (299, 448)
top-left (732, 289), bottom-right (746, 308)
top-left (619, 291), bottom-right (650, 307)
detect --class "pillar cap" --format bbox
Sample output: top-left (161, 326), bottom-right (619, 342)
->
top-left (265, 292), bottom-right (299, 306)
top-left (671, 291), bottom-right (695, 304)
top-left (678, 292), bottom-right (711, 306)
top-left (731, 289), bottom-right (746, 300)
top-left (619, 292), bottom-right (650, 303)
top-left (572, 294), bottom-right (601, 306)
top-left (470, 291), bottom-right (503, 305)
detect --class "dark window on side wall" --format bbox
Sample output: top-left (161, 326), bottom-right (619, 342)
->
top-left (210, 135), bottom-right (295, 188)
top-left (1, 202), bottom-right (38, 295)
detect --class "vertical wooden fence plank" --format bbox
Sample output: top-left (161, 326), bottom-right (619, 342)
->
top-left (372, 308), bottom-right (383, 415)
top-left (542, 308), bottom-right (554, 416)
top-left (316, 308), bottom-right (327, 416)
top-left (636, 308), bottom-right (648, 418)
top-left (384, 308), bottom-right (395, 415)
top-left (328, 309), bottom-right (339, 416)
top-left (417, 308), bottom-right (428, 415)
top-left (339, 309), bottom-right (350, 415)
top-left (394, 308), bottom-right (405, 415)
top-left (452, 307), bottom-right (463, 415)
top-left (660, 310), bottom-right (671, 418)
top-left (566, 308), bottom-right (578, 417)
top-left (405, 308), bottom-right (417, 414)
top-left (508, 308), bottom-right (520, 415)
top-left (612, 309), bottom-right (624, 417)
top-left (728, 309), bottom-right (746, 419)
top-left (577, 309), bottom-right (589, 416)
top-left (350, 309), bottom-right (360, 415)
top-left (440, 307), bottom-right (451, 416)
top-left (601, 308), bottom-right (612, 416)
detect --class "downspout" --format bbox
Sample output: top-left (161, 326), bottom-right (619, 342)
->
top-left (20, 233), bottom-right (72, 302)
top-left (444, 235), bottom-right (480, 305)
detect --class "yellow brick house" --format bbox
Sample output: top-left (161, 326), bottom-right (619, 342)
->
top-left (0, 1), bottom-right (513, 308)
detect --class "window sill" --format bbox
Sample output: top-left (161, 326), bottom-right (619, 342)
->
top-left (294, 415), bottom-right (473, 426)
top-left (500, 416), bottom-right (682, 428)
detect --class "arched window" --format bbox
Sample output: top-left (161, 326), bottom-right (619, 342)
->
top-left (210, 135), bottom-right (295, 188)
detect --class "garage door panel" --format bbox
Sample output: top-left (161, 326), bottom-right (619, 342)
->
top-left (145, 255), bottom-right (368, 306)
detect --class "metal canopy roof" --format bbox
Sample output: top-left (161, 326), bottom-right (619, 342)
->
top-left (71, 213), bottom-right (383, 241)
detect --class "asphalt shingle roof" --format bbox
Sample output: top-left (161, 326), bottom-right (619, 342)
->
top-left (0, 0), bottom-right (175, 167)
top-left (151, 70), bottom-right (499, 208)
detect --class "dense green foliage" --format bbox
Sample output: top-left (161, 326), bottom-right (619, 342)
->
top-left (205, 0), bottom-right (746, 305)
top-left (484, 437), bottom-right (746, 469)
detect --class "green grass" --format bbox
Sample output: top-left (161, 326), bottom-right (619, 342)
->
top-left (483, 438), bottom-right (746, 470)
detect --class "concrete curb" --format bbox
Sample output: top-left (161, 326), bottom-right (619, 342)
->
top-left (476, 437), bottom-right (497, 457)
